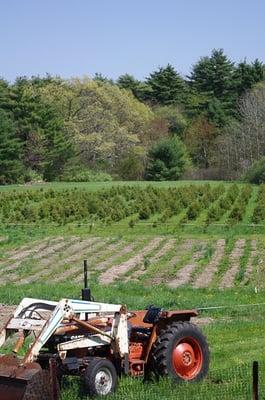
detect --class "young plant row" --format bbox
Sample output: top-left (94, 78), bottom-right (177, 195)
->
top-left (206, 184), bottom-right (240, 225)
top-left (252, 184), bottom-right (265, 224)
top-left (228, 185), bottom-right (252, 223)
top-left (0, 184), bottom-right (228, 225)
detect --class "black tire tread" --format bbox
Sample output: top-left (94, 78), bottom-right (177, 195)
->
top-left (84, 358), bottom-right (117, 397)
top-left (151, 321), bottom-right (210, 382)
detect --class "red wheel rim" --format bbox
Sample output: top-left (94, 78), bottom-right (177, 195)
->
top-left (172, 337), bottom-right (203, 380)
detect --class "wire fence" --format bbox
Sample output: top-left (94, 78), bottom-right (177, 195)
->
top-left (61, 361), bottom-right (265, 400)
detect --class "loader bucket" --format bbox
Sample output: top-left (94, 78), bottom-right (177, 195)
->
top-left (0, 355), bottom-right (56, 400)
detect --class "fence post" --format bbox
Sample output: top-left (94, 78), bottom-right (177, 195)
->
top-left (253, 361), bottom-right (259, 400)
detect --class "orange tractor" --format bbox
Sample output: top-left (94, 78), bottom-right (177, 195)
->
top-left (0, 263), bottom-right (209, 399)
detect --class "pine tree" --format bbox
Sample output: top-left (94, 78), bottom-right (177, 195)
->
top-left (145, 137), bottom-right (189, 180)
top-left (117, 74), bottom-right (151, 101)
top-left (11, 77), bottom-right (47, 172)
top-left (10, 77), bottom-right (75, 179)
top-left (234, 59), bottom-right (264, 96)
top-left (189, 49), bottom-right (235, 125)
top-left (146, 64), bottom-right (187, 105)
top-left (189, 49), bottom-right (235, 100)
top-left (0, 109), bottom-right (23, 184)
top-left (0, 79), bottom-right (11, 111)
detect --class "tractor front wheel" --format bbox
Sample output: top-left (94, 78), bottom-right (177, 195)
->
top-left (151, 321), bottom-right (209, 382)
top-left (84, 358), bottom-right (117, 397)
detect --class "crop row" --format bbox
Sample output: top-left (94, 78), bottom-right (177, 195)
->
top-left (252, 185), bottom-right (265, 224)
top-left (0, 183), bottom-right (256, 226)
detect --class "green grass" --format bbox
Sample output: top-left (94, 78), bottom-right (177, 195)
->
top-left (0, 180), bottom-right (239, 192)
top-left (235, 239), bottom-right (252, 284)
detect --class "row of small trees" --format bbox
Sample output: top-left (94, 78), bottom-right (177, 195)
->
top-left (252, 185), bottom-right (265, 223)
top-left (0, 183), bottom-right (257, 226)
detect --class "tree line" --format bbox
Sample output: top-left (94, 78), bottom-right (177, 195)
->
top-left (0, 49), bottom-right (264, 184)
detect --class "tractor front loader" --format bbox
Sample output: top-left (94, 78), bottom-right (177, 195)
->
top-left (0, 263), bottom-right (210, 399)
top-left (0, 296), bottom-right (128, 399)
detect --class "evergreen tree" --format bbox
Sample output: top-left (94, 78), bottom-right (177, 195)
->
top-left (145, 137), bottom-right (189, 180)
top-left (190, 49), bottom-right (235, 100)
top-left (93, 73), bottom-right (114, 85)
top-left (117, 74), bottom-right (151, 101)
top-left (10, 77), bottom-right (47, 172)
top-left (0, 109), bottom-right (23, 184)
top-left (0, 79), bottom-right (11, 111)
top-left (42, 108), bottom-right (75, 180)
top-left (189, 49), bottom-right (235, 125)
top-left (146, 64), bottom-right (187, 105)
top-left (7, 77), bottom-right (75, 179)
top-left (117, 74), bottom-right (139, 91)
top-left (234, 59), bottom-right (264, 96)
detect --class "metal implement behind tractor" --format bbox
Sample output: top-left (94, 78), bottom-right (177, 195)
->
top-left (0, 262), bottom-right (210, 399)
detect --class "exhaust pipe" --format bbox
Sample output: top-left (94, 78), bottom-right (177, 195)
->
top-left (81, 259), bottom-right (91, 302)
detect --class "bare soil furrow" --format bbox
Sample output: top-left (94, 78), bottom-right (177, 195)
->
top-left (193, 239), bottom-right (226, 288)
top-left (166, 240), bottom-right (195, 269)
top-left (127, 239), bottom-right (176, 281)
top-left (219, 239), bottom-right (246, 289)
top-left (0, 237), bottom-right (74, 277)
top-left (3, 240), bottom-right (44, 258)
top-left (54, 240), bottom-right (122, 283)
top-left (39, 237), bottom-right (101, 267)
top-left (73, 242), bottom-right (131, 283)
top-left (167, 249), bottom-right (204, 288)
top-left (242, 240), bottom-right (258, 285)
top-left (99, 237), bottom-right (163, 285)
top-left (0, 237), bottom-right (62, 267)
top-left (93, 244), bottom-right (136, 272)
top-left (17, 237), bottom-right (102, 285)
top-left (147, 239), bottom-right (196, 285)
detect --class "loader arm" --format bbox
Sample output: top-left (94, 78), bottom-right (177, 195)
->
top-left (23, 298), bottom-right (127, 363)
top-left (0, 297), bottom-right (129, 400)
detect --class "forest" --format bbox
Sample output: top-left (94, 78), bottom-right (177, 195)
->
top-left (0, 48), bottom-right (265, 185)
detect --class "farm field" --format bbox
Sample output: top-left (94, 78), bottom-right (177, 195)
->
top-left (0, 234), bottom-right (263, 289)
top-left (1, 181), bottom-right (265, 398)
top-left (0, 180), bottom-right (230, 193)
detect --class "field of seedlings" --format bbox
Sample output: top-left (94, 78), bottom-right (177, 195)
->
top-left (1, 181), bottom-right (265, 399)
top-left (0, 182), bottom-right (261, 227)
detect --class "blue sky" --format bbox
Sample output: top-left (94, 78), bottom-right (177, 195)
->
top-left (1, 0), bottom-right (264, 82)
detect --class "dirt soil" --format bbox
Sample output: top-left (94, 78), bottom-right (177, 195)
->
top-left (0, 305), bottom-right (16, 330)
top-left (18, 237), bottom-right (101, 285)
top-left (99, 237), bottom-right (163, 285)
top-left (167, 248), bottom-right (204, 288)
top-left (219, 239), bottom-right (246, 289)
top-left (128, 239), bottom-right (177, 281)
top-left (193, 239), bottom-right (226, 288)
top-left (242, 240), bottom-right (258, 285)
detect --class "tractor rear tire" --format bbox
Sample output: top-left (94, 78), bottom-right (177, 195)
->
top-left (84, 358), bottom-right (117, 397)
top-left (151, 321), bottom-right (209, 382)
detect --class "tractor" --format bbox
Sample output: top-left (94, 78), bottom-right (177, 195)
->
top-left (0, 262), bottom-right (209, 399)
